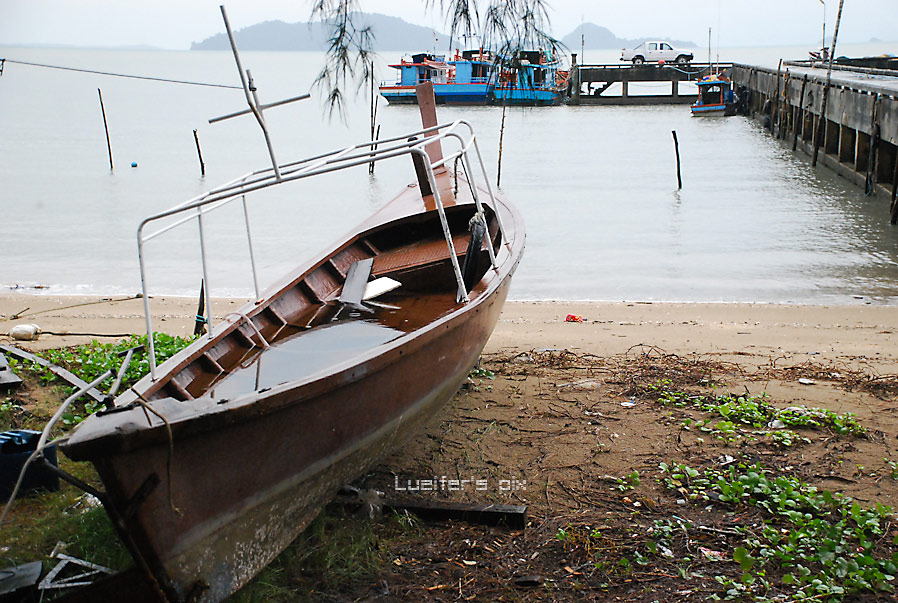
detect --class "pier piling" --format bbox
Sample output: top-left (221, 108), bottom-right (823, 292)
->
top-left (732, 60), bottom-right (898, 217)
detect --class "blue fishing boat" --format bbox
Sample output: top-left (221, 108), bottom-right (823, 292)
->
top-left (379, 50), bottom-right (496, 104)
top-left (491, 50), bottom-right (568, 106)
top-left (691, 74), bottom-right (739, 116)
top-left (379, 48), bottom-right (568, 106)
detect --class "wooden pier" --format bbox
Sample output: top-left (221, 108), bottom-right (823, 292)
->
top-left (569, 59), bottom-right (733, 105)
top-left (730, 62), bottom-right (898, 216)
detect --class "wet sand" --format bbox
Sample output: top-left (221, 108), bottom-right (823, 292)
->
top-left (2, 294), bottom-right (897, 371)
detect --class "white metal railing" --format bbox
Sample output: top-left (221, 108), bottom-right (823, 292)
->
top-left (138, 119), bottom-right (506, 380)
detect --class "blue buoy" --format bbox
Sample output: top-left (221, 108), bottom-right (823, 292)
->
top-left (131, 161), bottom-right (138, 168)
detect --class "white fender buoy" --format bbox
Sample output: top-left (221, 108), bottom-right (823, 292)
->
top-left (10, 324), bottom-right (41, 341)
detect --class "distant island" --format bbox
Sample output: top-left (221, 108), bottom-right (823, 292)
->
top-left (560, 23), bottom-right (695, 50)
top-left (191, 13), bottom-right (456, 52)
top-left (191, 14), bottom-right (694, 53)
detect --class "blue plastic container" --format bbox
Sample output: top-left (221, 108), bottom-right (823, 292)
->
top-left (0, 430), bottom-right (59, 500)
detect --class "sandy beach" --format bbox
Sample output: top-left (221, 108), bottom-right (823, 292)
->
top-left (5, 294), bottom-right (898, 600)
top-left (3, 293), bottom-right (898, 371)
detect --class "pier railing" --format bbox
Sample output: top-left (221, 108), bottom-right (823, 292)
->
top-left (570, 62), bottom-right (734, 104)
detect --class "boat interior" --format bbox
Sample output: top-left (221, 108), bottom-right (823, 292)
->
top-left (142, 203), bottom-right (501, 403)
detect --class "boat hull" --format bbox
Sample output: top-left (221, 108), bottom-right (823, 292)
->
top-left (490, 87), bottom-right (563, 106)
top-left (691, 102), bottom-right (737, 116)
top-left (379, 83), bottom-right (493, 104)
top-left (89, 277), bottom-right (512, 601)
top-left (63, 171), bottom-right (525, 601)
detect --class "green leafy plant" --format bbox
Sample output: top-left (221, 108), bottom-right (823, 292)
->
top-left (19, 333), bottom-right (194, 424)
top-left (659, 461), bottom-right (897, 600)
top-left (650, 384), bottom-right (867, 439)
top-left (617, 470), bottom-right (641, 491)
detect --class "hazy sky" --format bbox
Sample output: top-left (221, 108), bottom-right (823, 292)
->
top-left (2, 0), bottom-right (895, 49)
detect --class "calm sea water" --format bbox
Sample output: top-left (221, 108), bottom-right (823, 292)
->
top-left (1, 44), bottom-right (897, 304)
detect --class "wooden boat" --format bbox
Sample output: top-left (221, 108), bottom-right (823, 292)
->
top-left (379, 50), bottom-right (497, 104)
top-left (491, 49), bottom-right (568, 106)
top-left (691, 74), bottom-right (739, 116)
top-left (59, 85), bottom-right (524, 602)
top-left (379, 48), bottom-right (568, 106)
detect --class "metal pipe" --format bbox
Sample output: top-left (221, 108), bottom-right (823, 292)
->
top-left (135, 120), bottom-right (488, 348)
top-left (242, 195), bottom-right (261, 300)
top-left (109, 347), bottom-right (136, 399)
top-left (226, 312), bottom-right (270, 348)
top-left (220, 6), bottom-right (281, 179)
top-left (460, 151), bottom-right (498, 269)
top-left (466, 131), bottom-right (508, 246)
top-left (142, 197), bottom-right (234, 243)
top-left (140, 123), bottom-right (474, 232)
top-left (413, 147), bottom-right (468, 303)
top-left (246, 69), bottom-right (281, 179)
top-left (136, 229), bottom-right (157, 379)
top-left (220, 6), bottom-right (253, 117)
top-left (209, 93), bottom-right (310, 124)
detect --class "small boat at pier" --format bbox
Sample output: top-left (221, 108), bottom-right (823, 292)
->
top-left (59, 84), bottom-right (524, 602)
top-left (691, 74), bottom-right (739, 116)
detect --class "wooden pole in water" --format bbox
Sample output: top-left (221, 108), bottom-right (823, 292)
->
top-left (193, 129), bottom-right (205, 177)
top-left (793, 75), bottom-right (808, 151)
top-left (778, 70), bottom-right (790, 140)
top-left (369, 61), bottom-right (378, 175)
top-left (97, 88), bottom-right (113, 171)
top-left (497, 103), bottom-right (507, 188)
top-left (865, 95), bottom-right (879, 196)
top-left (889, 156), bottom-right (898, 225)
top-left (772, 60), bottom-right (782, 134)
top-left (672, 130), bottom-right (682, 190)
top-left (813, 0), bottom-right (844, 167)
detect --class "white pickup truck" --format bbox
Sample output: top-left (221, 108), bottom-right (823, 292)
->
top-left (621, 41), bottom-right (694, 65)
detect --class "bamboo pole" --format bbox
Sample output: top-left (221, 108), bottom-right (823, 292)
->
top-left (777, 71), bottom-right (789, 140)
top-left (98, 88), bottom-right (113, 171)
top-left (672, 130), bottom-right (682, 190)
top-left (793, 75), bottom-right (808, 151)
top-left (497, 103), bottom-right (507, 188)
top-left (369, 60), bottom-right (377, 175)
top-left (193, 129), bottom-right (205, 177)
top-left (865, 95), bottom-right (879, 196)
top-left (771, 59), bottom-right (782, 134)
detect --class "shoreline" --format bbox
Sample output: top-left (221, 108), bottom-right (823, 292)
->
top-left (2, 293), bottom-right (897, 371)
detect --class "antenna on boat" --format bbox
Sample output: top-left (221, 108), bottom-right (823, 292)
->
top-left (208, 5), bottom-right (310, 180)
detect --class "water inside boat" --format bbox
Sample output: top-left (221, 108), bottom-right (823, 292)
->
top-left (204, 290), bottom-right (459, 398)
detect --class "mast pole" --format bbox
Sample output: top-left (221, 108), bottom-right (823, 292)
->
top-left (219, 5), bottom-right (281, 179)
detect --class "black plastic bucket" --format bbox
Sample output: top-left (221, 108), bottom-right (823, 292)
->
top-left (0, 430), bottom-right (59, 500)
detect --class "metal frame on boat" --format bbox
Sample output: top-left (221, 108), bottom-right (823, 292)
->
top-left (135, 118), bottom-right (506, 380)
